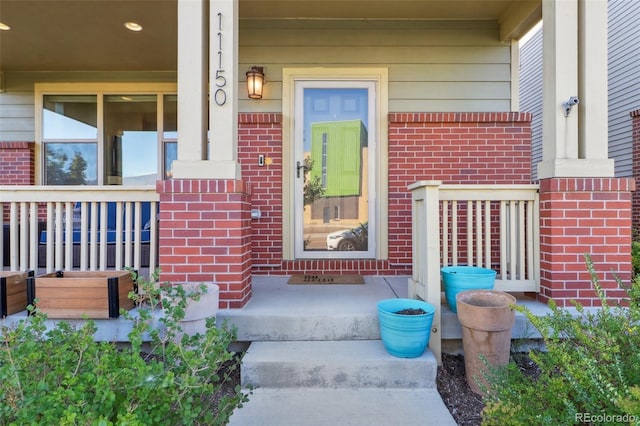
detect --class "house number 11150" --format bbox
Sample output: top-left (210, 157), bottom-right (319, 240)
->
top-left (214, 12), bottom-right (227, 106)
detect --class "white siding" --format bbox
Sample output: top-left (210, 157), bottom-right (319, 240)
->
top-left (0, 72), bottom-right (176, 142)
top-left (608, 0), bottom-right (640, 177)
top-left (520, 0), bottom-right (640, 179)
top-left (239, 19), bottom-right (513, 113)
top-left (0, 20), bottom-right (514, 142)
top-left (518, 28), bottom-right (543, 181)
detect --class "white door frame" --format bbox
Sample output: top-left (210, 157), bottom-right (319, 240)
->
top-left (281, 68), bottom-right (389, 261)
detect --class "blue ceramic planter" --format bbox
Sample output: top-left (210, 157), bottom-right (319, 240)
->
top-left (441, 266), bottom-right (496, 313)
top-left (377, 298), bottom-right (435, 358)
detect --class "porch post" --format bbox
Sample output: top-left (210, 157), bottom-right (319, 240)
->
top-left (537, 0), bottom-right (631, 307)
top-left (537, 0), bottom-right (614, 178)
top-left (160, 0), bottom-right (251, 308)
top-left (172, 0), bottom-right (241, 179)
top-left (175, 0), bottom-right (208, 165)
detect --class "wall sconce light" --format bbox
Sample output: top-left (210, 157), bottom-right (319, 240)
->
top-left (246, 66), bottom-right (265, 99)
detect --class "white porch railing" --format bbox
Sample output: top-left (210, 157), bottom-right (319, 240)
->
top-left (408, 181), bottom-right (540, 364)
top-left (1, 186), bottom-right (159, 275)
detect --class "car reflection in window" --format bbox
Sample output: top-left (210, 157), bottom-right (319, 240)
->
top-left (326, 222), bottom-right (368, 251)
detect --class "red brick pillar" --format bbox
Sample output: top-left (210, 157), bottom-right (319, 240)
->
top-left (631, 110), bottom-right (640, 232)
top-left (0, 142), bottom-right (35, 222)
top-left (0, 142), bottom-right (35, 185)
top-left (538, 178), bottom-right (633, 307)
top-left (157, 179), bottom-right (252, 308)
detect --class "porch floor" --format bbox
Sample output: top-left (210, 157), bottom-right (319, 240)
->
top-left (218, 275), bottom-right (550, 343)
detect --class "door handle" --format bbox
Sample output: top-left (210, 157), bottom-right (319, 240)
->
top-left (296, 161), bottom-right (308, 178)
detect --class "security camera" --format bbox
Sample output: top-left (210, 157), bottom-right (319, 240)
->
top-left (562, 96), bottom-right (580, 117)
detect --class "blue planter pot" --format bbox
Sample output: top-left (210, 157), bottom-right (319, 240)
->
top-left (441, 266), bottom-right (496, 313)
top-left (377, 298), bottom-right (435, 358)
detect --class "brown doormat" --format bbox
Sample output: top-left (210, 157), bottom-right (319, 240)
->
top-left (287, 274), bottom-right (365, 285)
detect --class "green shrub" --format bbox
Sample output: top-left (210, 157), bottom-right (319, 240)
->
top-left (482, 254), bottom-right (640, 425)
top-left (0, 270), bottom-right (250, 425)
top-left (632, 240), bottom-right (640, 278)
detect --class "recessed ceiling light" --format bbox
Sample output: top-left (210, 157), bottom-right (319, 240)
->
top-left (0, 22), bottom-right (10, 31)
top-left (124, 22), bottom-right (143, 32)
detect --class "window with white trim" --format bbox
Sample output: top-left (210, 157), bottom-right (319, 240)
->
top-left (37, 84), bottom-right (177, 185)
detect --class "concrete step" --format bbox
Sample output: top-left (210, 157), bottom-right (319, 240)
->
top-left (241, 340), bottom-right (437, 389)
top-left (227, 388), bottom-right (456, 426)
top-left (219, 310), bottom-right (381, 341)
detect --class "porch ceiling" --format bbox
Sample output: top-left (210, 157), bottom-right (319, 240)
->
top-left (0, 0), bottom-right (540, 72)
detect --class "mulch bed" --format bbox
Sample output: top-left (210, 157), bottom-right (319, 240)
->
top-left (436, 353), bottom-right (486, 425)
top-left (436, 352), bottom-right (540, 425)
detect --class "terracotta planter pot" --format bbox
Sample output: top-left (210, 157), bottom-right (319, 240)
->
top-left (456, 290), bottom-right (516, 394)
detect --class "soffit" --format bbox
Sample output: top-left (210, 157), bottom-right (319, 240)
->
top-left (0, 0), bottom-right (541, 72)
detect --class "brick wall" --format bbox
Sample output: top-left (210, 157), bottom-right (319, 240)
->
top-left (157, 179), bottom-right (253, 309)
top-left (632, 110), bottom-right (640, 232)
top-left (538, 178), bottom-right (634, 307)
top-left (387, 112), bottom-right (533, 267)
top-left (0, 142), bottom-right (34, 185)
top-left (237, 112), bottom-right (532, 275)
top-left (238, 113), bottom-right (284, 271)
top-left (0, 142), bottom-right (35, 222)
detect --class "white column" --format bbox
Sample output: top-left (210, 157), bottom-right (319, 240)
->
top-left (578, 0), bottom-right (611, 166)
top-left (537, 0), bottom-right (613, 179)
top-left (175, 0), bottom-right (208, 165)
top-left (209, 0), bottom-right (240, 176)
top-left (173, 0), bottom-right (242, 179)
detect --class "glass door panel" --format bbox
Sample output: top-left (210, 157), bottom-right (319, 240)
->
top-left (294, 83), bottom-right (374, 258)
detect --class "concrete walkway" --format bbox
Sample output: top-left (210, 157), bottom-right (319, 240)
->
top-left (228, 388), bottom-right (455, 426)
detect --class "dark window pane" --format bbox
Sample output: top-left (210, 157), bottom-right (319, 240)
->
top-left (163, 94), bottom-right (178, 139)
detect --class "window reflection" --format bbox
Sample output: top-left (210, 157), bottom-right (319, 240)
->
top-left (164, 142), bottom-right (177, 179)
top-left (43, 95), bottom-right (97, 140)
top-left (163, 95), bottom-right (178, 178)
top-left (45, 143), bottom-right (97, 185)
top-left (302, 88), bottom-right (369, 252)
top-left (104, 95), bottom-right (158, 185)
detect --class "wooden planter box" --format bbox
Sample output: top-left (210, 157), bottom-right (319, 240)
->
top-left (27, 271), bottom-right (135, 319)
top-left (1, 271), bottom-right (33, 317)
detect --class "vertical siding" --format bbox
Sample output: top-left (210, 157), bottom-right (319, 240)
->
top-left (520, 0), bottom-right (640, 179)
top-left (608, 0), bottom-right (640, 177)
top-left (518, 27), bottom-right (543, 181)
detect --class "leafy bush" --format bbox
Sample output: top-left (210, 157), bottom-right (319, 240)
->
top-left (632, 240), bottom-right (640, 278)
top-left (0, 270), bottom-right (249, 425)
top-left (482, 254), bottom-right (640, 425)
